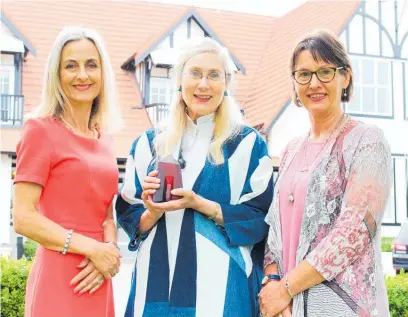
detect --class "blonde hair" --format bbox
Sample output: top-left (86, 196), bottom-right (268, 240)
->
top-left (29, 26), bottom-right (122, 132)
top-left (156, 37), bottom-right (244, 164)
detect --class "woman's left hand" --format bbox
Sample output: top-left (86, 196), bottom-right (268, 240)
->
top-left (70, 257), bottom-right (109, 295)
top-left (258, 280), bottom-right (292, 317)
top-left (150, 188), bottom-right (199, 211)
top-left (169, 189), bottom-right (200, 209)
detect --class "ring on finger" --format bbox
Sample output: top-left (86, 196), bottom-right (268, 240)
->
top-left (97, 277), bottom-right (104, 285)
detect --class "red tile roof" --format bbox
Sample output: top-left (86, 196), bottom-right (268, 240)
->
top-left (245, 0), bottom-right (361, 132)
top-left (1, 0), bottom-right (359, 157)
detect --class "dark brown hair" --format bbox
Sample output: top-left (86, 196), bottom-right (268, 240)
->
top-left (290, 30), bottom-right (353, 107)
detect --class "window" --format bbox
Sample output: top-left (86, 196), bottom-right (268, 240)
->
top-left (347, 57), bottom-right (392, 117)
top-left (148, 77), bottom-right (172, 125)
top-left (0, 68), bottom-right (14, 95)
top-left (149, 77), bottom-right (172, 104)
top-left (0, 54), bottom-right (15, 95)
top-left (0, 61), bottom-right (16, 124)
top-left (383, 156), bottom-right (408, 225)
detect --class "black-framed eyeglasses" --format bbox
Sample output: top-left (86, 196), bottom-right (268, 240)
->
top-left (292, 66), bottom-right (345, 85)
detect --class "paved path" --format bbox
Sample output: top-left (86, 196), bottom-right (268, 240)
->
top-left (112, 258), bottom-right (134, 317)
top-left (112, 249), bottom-right (395, 317)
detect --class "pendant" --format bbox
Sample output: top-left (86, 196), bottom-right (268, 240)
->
top-left (288, 194), bottom-right (294, 203)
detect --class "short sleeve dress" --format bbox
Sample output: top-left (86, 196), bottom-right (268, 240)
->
top-left (14, 116), bottom-right (119, 317)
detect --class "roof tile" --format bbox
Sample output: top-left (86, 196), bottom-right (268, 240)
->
top-left (2, 0), bottom-right (359, 156)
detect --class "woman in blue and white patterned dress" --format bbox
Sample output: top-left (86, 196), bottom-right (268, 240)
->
top-left (116, 37), bottom-right (274, 317)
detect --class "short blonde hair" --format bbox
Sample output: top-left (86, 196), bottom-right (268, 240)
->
top-left (156, 37), bottom-right (244, 164)
top-left (30, 26), bottom-right (122, 132)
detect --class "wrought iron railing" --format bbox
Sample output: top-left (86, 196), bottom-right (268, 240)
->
top-left (144, 103), bottom-right (169, 125)
top-left (0, 94), bottom-right (24, 126)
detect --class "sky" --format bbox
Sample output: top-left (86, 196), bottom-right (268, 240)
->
top-left (140, 0), bottom-right (307, 17)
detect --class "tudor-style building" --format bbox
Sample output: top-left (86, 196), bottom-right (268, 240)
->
top-left (344, 0), bottom-right (408, 232)
top-left (268, 0), bottom-right (408, 236)
top-left (0, 0), bottom-right (273, 256)
top-left (0, 0), bottom-right (406, 256)
top-left (121, 9), bottom-right (245, 125)
top-left (1, 12), bottom-right (36, 256)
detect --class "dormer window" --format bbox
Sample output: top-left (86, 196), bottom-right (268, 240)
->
top-left (0, 15), bottom-right (36, 126)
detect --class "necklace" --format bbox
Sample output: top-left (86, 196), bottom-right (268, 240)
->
top-left (288, 113), bottom-right (349, 203)
top-left (178, 144), bottom-right (187, 169)
top-left (59, 116), bottom-right (98, 139)
top-left (300, 113), bottom-right (347, 172)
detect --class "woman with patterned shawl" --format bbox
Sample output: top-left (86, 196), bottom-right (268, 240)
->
top-left (116, 37), bottom-right (274, 317)
top-left (259, 30), bottom-right (392, 317)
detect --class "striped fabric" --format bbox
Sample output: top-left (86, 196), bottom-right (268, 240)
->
top-left (116, 115), bottom-right (274, 317)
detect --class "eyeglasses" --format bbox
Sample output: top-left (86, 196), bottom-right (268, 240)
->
top-left (182, 70), bottom-right (226, 82)
top-left (292, 66), bottom-right (345, 85)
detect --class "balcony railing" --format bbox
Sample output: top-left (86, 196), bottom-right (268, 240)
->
top-left (0, 94), bottom-right (24, 126)
top-left (145, 103), bottom-right (169, 125)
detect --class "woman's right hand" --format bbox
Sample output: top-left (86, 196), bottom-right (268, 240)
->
top-left (141, 170), bottom-right (160, 200)
top-left (88, 241), bottom-right (121, 280)
top-left (70, 258), bottom-right (106, 295)
top-left (141, 170), bottom-right (165, 219)
top-left (259, 280), bottom-right (292, 317)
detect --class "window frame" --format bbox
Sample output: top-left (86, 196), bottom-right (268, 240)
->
top-left (0, 65), bottom-right (15, 95)
top-left (346, 56), bottom-right (393, 118)
top-left (382, 155), bottom-right (408, 226)
top-left (149, 77), bottom-right (173, 105)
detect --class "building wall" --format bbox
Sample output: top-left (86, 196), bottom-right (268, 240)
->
top-left (0, 154), bottom-right (12, 256)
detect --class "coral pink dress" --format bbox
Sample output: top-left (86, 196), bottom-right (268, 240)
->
top-left (15, 117), bottom-right (118, 317)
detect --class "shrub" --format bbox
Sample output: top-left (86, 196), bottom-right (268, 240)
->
top-left (0, 256), bottom-right (32, 317)
top-left (386, 270), bottom-right (408, 317)
top-left (382, 236), bottom-right (393, 252)
top-left (23, 239), bottom-right (37, 260)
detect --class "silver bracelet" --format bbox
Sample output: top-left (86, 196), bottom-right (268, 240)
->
top-left (284, 275), bottom-right (294, 299)
top-left (58, 229), bottom-right (73, 255)
top-left (208, 202), bottom-right (221, 220)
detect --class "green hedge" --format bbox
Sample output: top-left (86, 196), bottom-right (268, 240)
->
top-left (382, 236), bottom-right (394, 252)
top-left (23, 239), bottom-right (37, 260)
top-left (0, 257), bottom-right (32, 317)
top-left (387, 270), bottom-right (408, 317)
top-left (0, 257), bottom-right (407, 316)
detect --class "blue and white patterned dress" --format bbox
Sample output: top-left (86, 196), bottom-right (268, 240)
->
top-left (116, 114), bottom-right (274, 317)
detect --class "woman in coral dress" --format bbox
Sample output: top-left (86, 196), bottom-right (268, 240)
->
top-left (13, 26), bottom-right (122, 317)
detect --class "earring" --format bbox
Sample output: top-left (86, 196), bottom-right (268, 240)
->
top-left (177, 86), bottom-right (182, 92)
top-left (342, 88), bottom-right (347, 98)
top-left (224, 91), bottom-right (228, 96)
top-left (296, 95), bottom-right (303, 106)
